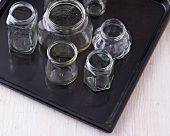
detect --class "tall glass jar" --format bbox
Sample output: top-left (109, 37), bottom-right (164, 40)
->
top-left (46, 40), bottom-right (78, 85)
top-left (38, 0), bottom-right (93, 53)
top-left (6, 1), bottom-right (38, 54)
top-left (92, 18), bottom-right (132, 59)
top-left (83, 0), bottom-right (107, 16)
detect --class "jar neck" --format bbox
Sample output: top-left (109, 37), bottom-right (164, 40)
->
top-left (7, 1), bottom-right (36, 26)
top-left (100, 18), bottom-right (126, 41)
top-left (86, 49), bottom-right (114, 74)
top-left (44, 0), bottom-right (86, 33)
top-left (47, 41), bottom-right (78, 67)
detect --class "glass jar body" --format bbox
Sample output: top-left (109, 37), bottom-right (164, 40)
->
top-left (83, 0), bottom-right (107, 16)
top-left (38, 0), bottom-right (93, 53)
top-left (46, 60), bottom-right (78, 85)
top-left (84, 49), bottom-right (114, 92)
top-left (6, 1), bottom-right (38, 54)
top-left (45, 41), bottom-right (78, 85)
top-left (92, 19), bottom-right (131, 59)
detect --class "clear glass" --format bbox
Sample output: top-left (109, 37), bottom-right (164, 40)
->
top-left (92, 18), bottom-right (132, 59)
top-left (38, 0), bottom-right (93, 53)
top-left (6, 1), bottom-right (38, 54)
top-left (83, 0), bottom-right (107, 16)
top-left (84, 49), bottom-right (114, 92)
top-left (46, 40), bottom-right (78, 85)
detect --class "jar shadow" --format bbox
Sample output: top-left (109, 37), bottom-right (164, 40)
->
top-left (81, 85), bottom-right (110, 107)
top-left (45, 77), bottom-right (76, 96)
top-left (9, 50), bottom-right (37, 80)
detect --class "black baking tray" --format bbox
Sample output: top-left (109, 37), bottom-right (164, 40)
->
top-left (0, 0), bottom-right (11, 15)
top-left (0, 0), bottom-right (170, 133)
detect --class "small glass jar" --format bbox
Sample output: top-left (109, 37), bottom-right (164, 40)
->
top-left (38, 0), bottom-right (93, 53)
top-left (46, 40), bottom-right (78, 85)
top-left (84, 49), bottom-right (114, 92)
top-left (92, 18), bottom-right (132, 59)
top-left (83, 0), bottom-right (107, 16)
top-left (6, 1), bottom-right (38, 54)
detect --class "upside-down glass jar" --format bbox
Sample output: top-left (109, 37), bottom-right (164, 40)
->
top-left (84, 49), bottom-right (114, 92)
top-left (92, 18), bottom-right (132, 59)
top-left (38, 0), bottom-right (93, 53)
top-left (46, 40), bottom-right (78, 85)
top-left (6, 1), bottom-right (38, 54)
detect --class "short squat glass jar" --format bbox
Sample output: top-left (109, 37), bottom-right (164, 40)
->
top-left (46, 40), bottom-right (78, 85)
top-left (84, 49), bottom-right (114, 92)
top-left (83, 0), bottom-right (107, 16)
top-left (92, 18), bottom-right (132, 59)
top-left (6, 1), bottom-right (38, 54)
top-left (38, 0), bottom-right (93, 53)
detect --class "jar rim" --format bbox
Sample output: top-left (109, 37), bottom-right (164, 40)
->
top-left (86, 49), bottom-right (114, 72)
top-left (47, 40), bottom-right (78, 67)
top-left (101, 18), bottom-right (126, 40)
top-left (9, 1), bottom-right (36, 25)
top-left (45, 0), bottom-right (86, 32)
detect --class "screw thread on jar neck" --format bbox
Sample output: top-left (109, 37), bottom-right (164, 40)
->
top-left (101, 18), bottom-right (126, 41)
top-left (45, 0), bottom-right (86, 33)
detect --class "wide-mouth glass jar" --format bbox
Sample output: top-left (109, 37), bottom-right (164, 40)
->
top-left (38, 0), bottom-right (93, 53)
top-left (46, 40), bottom-right (78, 85)
top-left (92, 18), bottom-right (132, 59)
top-left (84, 49), bottom-right (114, 92)
top-left (6, 1), bottom-right (38, 54)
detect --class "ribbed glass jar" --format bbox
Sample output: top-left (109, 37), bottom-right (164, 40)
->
top-left (46, 40), bottom-right (78, 85)
top-left (84, 49), bottom-right (114, 92)
top-left (92, 18), bottom-right (132, 59)
top-left (38, 0), bottom-right (93, 53)
top-left (6, 1), bottom-right (38, 54)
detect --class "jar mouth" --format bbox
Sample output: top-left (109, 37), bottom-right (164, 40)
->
top-left (47, 41), bottom-right (78, 67)
top-left (46, 0), bottom-right (86, 32)
top-left (101, 18), bottom-right (126, 40)
top-left (9, 1), bottom-right (36, 25)
top-left (86, 49), bottom-right (114, 72)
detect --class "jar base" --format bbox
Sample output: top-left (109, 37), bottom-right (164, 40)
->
top-left (84, 81), bottom-right (111, 92)
top-left (46, 74), bottom-right (78, 86)
top-left (9, 46), bottom-right (36, 54)
top-left (78, 41), bottom-right (92, 53)
top-left (85, 2), bottom-right (106, 17)
top-left (86, 9), bottom-right (106, 17)
top-left (114, 43), bottom-right (131, 60)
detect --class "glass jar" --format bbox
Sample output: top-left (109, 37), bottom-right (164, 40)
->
top-left (38, 0), bottom-right (93, 53)
top-left (92, 18), bottom-right (132, 59)
top-left (6, 1), bottom-right (38, 54)
top-left (46, 40), bottom-right (78, 85)
top-left (84, 49), bottom-right (114, 92)
top-left (83, 0), bottom-right (107, 16)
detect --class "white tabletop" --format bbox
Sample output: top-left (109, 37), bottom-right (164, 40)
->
top-left (0, 22), bottom-right (170, 136)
